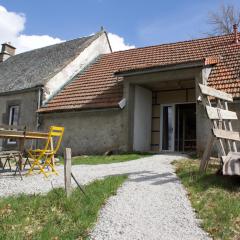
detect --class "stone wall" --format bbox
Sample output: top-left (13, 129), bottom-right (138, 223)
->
top-left (0, 89), bottom-right (39, 150)
top-left (40, 108), bottom-right (128, 156)
top-left (43, 33), bottom-right (111, 103)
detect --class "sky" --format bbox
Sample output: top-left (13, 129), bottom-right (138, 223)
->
top-left (0, 0), bottom-right (240, 53)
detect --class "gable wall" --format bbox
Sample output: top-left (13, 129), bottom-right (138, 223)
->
top-left (43, 33), bottom-right (112, 104)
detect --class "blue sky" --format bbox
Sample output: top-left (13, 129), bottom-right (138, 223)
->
top-left (0, 0), bottom-right (240, 52)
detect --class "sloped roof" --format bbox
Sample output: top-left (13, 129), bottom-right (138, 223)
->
top-left (40, 33), bottom-right (240, 112)
top-left (0, 32), bottom-right (103, 94)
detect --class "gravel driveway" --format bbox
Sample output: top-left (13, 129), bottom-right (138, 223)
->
top-left (0, 154), bottom-right (211, 240)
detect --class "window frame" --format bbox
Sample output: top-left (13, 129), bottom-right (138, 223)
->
top-left (7, 105), bottom-right (20, 144)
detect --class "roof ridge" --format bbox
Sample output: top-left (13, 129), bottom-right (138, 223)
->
top-left (106, 32), bottom-right (239, 55)
top-left (33, 32), bottom-right (103, 84)
top-left (0, 30), bottom-right (106, 94)
top-left (13, 33), bottom-right (100, 57)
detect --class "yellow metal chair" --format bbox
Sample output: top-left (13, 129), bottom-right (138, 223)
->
top-left (27, 126), bottom-right (64, 177)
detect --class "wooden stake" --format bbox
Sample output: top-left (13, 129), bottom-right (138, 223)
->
top-left (64, 148), bottom-right (72, 197)
top-left (200, 134), bottom-right (215, 172)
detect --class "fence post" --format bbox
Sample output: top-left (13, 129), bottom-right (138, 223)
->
top-left (64, 148), bottom-right (72, 197)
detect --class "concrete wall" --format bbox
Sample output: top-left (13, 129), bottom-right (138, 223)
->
top-left (41, 108), bottom-right (128, 156)
top-left (229, 102), bottom-right (240, 131)
top-left (0, 89), bottom-right (39, 150)
top-left (122, 67), bottom-right (201, 153)
top-left (195, 68), bottom-right (210, 156)
top-left (195, 101), bottom-right (240, 156)
top-left (133, 86), bottom-right (152, 151)
top-left (226, 102), bottom-right (240, 150)
top-left (195, 102), bottom-right (212, 156)
top-left (43, 33), bottom-right (111, 104)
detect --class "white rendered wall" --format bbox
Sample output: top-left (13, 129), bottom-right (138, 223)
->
top-left (43, 33), bottom-right (111, 104)
top-left (133, 86), bottom-right (152, 151)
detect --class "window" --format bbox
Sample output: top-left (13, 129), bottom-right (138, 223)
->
top-left (7, 105), bottom-right (20, 144)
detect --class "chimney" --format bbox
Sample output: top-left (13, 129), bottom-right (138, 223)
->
top-left (0, 42), bottom-right (16, 62)
top-left (233, 24), bottom-right (239, 44)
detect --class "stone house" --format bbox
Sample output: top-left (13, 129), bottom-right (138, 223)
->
top-left (1, 28), bottom-right (240, 156)
top-left (0, 30), bottom-right (112, 150)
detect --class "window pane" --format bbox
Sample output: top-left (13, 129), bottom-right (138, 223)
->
top-left (7, 105), bottom-right (20, 144)
top-left (9, 106), bottom-right (19, 126)
top-left (12, 106), bottom-right (19, 125)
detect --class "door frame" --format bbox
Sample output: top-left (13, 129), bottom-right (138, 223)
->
top-left (160, 102), bottom-right (195, 152)
top-left (160, 104), bottom-right (175, 152)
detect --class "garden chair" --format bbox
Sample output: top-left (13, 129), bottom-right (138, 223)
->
top-left (27, 126), bottom-right (64, 177)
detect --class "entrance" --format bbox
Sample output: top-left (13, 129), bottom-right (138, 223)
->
top-left (160, 103), bottom-right (196, 152)
top-left (160, 105), bottom-right (175, 151)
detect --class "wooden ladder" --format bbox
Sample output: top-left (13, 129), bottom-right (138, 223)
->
top-left (198, 83), bottom-right (240, 175)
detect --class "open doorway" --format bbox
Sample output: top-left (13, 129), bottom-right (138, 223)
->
top-left (160, 103), bottom-right (196, 152)
top-left (175, 103), bottom-right (196, 152)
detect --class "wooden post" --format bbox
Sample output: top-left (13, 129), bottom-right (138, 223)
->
top-left (64, 148), bottom-right (72, 197)
top-left (199, 134), bottom-right (215, 172)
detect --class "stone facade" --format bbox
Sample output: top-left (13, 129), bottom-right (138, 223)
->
top-left (0, 32), bottom-right (111, 151)
top-left (40, 108), bottom-right (129, 156)
top-left (0, 89), bottom-right (39, 150)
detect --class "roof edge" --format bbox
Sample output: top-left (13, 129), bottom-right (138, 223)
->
top-left (40, 30), bottom-right (106, 84)
top-left (115, 59), bottom-right (204, 77)
top-left (107, 32), bottom-right (240, 55)
top-left (38, 105), bottom-right (120, 114)
top-left (115, 56), bottom-right (221, 77)
top-left (0, 85), bottom-right (43, 96)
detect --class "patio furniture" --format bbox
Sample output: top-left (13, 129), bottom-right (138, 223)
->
top-left (0, 126), bottom-right (49, 178)
top-left (0, 151), bottom-right (23, 179)
top-left (198, 83), bottom-right (240, 175)
top-left (0, 151), bottom-right (16, 171)
top-left (27, 126), bottom-right (64, 177)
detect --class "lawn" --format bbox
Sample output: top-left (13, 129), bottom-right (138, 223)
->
top-left (60, 152), bottom-right (152, 165)
top-left (174, 159), bottom-right (240, 240)
top-left (0, 175), bottom-right (127, 240)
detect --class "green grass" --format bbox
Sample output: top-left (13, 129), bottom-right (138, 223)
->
top-left (0, 175), bottom-right (127, 240)
top-left (174, 159), bottom-right (240, 240)
top-left (59, 152), bottom-right (152, 165)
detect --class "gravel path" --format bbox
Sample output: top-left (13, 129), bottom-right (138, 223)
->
top-left (89, 154), bottom-right (211, 240)
top-left (0, 154), bottom-right (211, 240)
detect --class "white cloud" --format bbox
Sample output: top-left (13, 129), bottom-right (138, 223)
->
top-left (0, 5), bottom-right (64, 53)
top-left (0, 5), bottom-right (134, 54)
top-left (16, 35), bottom-right (63, 53)
top-left (0, 6), bottom-right (25, 43)
top-left (108, 33), bottom-right (135, 52)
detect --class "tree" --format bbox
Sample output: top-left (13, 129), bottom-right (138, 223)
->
top-left (207, 4), bottom-right (240, 36)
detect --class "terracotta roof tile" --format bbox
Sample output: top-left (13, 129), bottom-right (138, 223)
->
top-left (40, 33), bottom-right (240, 112)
